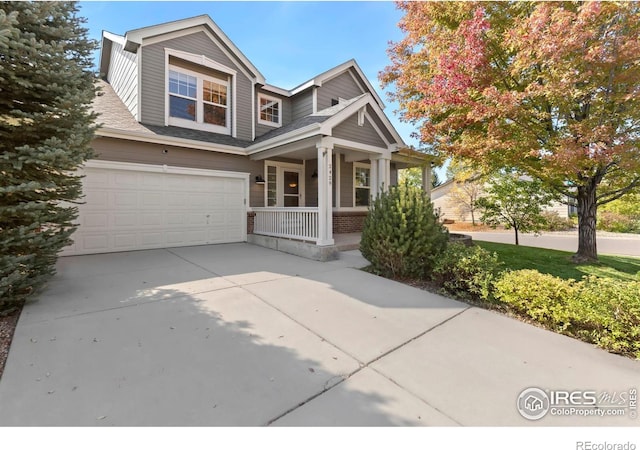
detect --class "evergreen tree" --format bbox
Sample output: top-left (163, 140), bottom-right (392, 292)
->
top-left (360, 184), bottom-right (448, 279)
top-left (0, 2), bottom-right (98, 312)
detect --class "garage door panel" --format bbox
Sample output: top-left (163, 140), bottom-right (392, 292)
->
top-left (84, 213), bottom-right (109, 228)
top-left (166, 213), bottom-right (186, 225)
top-left (141, 213), bottom-right (163, 226)
top-left (141, 191), bottom-right (164, 206)
top-left (113, 213), bottom-right (139, 228)
top-left (140, 232), bottom-right (163, 246)
top-left (140, 173), bottom-right (164, 188)
top-left (166, 193), bottom-right (188, 208)
top-left (112, 191), bottom-right (139, 209)
top-left (188, 194), bottom-right (210, 209)
top-left (85, 190), bottom-right (109, 207)
top-left (81, 234), bottom-right (110, 251)
top-left (113, 172), bottom-right (139, 187)
top-left (63, 164), bottom-right (247, 255)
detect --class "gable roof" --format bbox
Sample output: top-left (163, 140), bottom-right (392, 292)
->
top-left (121, 15), bottom-right (265, 83)
top-left (247, 93), bottom-right (395, 153)
top-left (262, 59), bottom-right (385, 109)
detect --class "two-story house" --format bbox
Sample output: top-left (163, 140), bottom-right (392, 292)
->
top-left (65, 14), bottom-right (432, 258)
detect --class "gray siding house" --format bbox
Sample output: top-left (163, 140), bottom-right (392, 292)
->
top-left (67, 15), bottom-right (432, 256)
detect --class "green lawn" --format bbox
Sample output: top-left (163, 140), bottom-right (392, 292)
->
top-left (475, 241), bottom-right (640, 282)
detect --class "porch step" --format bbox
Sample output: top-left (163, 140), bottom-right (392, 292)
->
top-left (335, 242), bottom-right (360, 252)
top-left (333, 232), bottom-right (361, 252)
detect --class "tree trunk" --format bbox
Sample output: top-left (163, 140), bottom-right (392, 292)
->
top-left (574, 183), bottom-right (598, 263)
top-left (514, 225), bottom-right (519, 246)
top-left (471, 209), bottom-right (475, 226)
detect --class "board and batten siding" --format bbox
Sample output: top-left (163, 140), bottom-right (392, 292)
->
top-left (317, 71), bottom-right (364, 111)
top-left (91, 137), bottom-right (265, 207)
top-left (332, 114), bottom-right (387, 148)
top-left (107, 39), bottom-right (138, 120)
top-left (255, 89), bottom-right (292, 138)
top-left (291, 90), bottom-right (313, 120)
top-left (140, 30), bottom-right (253, 141)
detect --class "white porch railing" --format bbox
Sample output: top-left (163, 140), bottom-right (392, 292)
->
top-left (252, 207), bottom-right (319, 243)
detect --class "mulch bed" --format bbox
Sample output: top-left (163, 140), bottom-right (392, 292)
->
top-left (0, 305), bottom-right (23, 380)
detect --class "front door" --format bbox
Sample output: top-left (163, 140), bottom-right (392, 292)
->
top-left (282, 170), bottom-right (300, 207)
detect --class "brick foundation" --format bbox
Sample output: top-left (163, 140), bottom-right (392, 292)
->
top-left (247, 211), bottom-right (255, 235)
top-left (332, 210), bottom-right (368, 234)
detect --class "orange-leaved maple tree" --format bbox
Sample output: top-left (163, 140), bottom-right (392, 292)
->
top-left (381, 1), bottom-right (640, 262)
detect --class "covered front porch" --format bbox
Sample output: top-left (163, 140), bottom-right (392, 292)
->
top-left (247, 135), bottom-right (433, 250)
top-left (242, 92), bottom-right (434, 256)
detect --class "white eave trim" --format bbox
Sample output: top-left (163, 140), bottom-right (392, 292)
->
top-left (103, 30), bottom-right (125, 46)
top-left (96, 127), bottom-right (248, 155)
top-left (246, 123), bottom-right (324, 154)
top-left (261, 84), bottom-right (290, 97)
top-left (318, 94), bottom-right (373, 133)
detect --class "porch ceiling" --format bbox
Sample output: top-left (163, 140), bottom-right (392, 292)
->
top-left (249, 138), bottom-right (384, 162)
top-left (249, 137), bottom-right (321, 161)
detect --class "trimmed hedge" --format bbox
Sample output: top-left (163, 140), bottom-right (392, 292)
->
top-left (431, 243), bottom-right (502, 302)
top-left (494, 270), bottom-right (640, 358)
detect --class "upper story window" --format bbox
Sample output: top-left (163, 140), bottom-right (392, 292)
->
top-left (167, 65), bottom-right (230, 134)
top-left (258, 94), bottom-right (282, 127)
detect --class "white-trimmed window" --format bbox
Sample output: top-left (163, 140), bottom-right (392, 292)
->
top-left (353, 162), bottom-right (371, 207)
top-left (258, 94), bottom-right (282, 127)
top-left (168, 65), bottom-right (230, 134)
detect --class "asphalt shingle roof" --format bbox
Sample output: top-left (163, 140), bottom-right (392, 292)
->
top-left (93, 80), bottom-right (367, 149)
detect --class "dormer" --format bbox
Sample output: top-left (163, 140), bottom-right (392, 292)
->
top-left (99, 15), bottom-right (265, 141)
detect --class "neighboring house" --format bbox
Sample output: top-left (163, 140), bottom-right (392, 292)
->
top-left (64, 15), bottom-right (432, 256)
top-left (431, 178), bottom-right (573, 223)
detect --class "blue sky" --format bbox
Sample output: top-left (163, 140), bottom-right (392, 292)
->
top-left (78, 1), bottom-right (426, 152)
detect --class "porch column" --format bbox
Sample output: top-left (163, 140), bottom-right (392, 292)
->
top-left (317, 142), bottom-right (334, 246)
top-left (422, 164), bottom-right (432, 197)
top-left (369, 157), bottom-right (379, 200)
top-left (377, 157), bottom-right (390, 192)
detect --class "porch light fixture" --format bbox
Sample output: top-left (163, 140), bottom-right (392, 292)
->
top-left (311, 170), bottom-right (318, 178)
top-left (288, 183), bottom-right (297, 188)
top-left (255, 175), bottom-right (265, 185)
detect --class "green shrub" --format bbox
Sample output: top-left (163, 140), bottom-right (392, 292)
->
top-left (360, 184), bottom-right (448, 279)
top-left (568, 276), bottom-right (640, 358)
top-left (494, 269), bottom-right (640, 358)
top-left (494, 270), bottom-right (577, 329)
top-left (541, 211), bottom-right (574, 231)
top-left (597, 211), bottom-right (640, 234)
top-left (431, 243), bottom-right (502, 302)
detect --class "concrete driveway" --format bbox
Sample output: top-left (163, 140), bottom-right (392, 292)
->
top-left (0, 243), bottom-right (638, 426)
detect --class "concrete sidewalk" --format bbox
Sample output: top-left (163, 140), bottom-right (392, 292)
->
top-left (0, 244), bottom-right (638, 426)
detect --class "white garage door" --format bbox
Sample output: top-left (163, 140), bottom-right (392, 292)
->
top-left (62, 161), bottom-right (248, 256)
